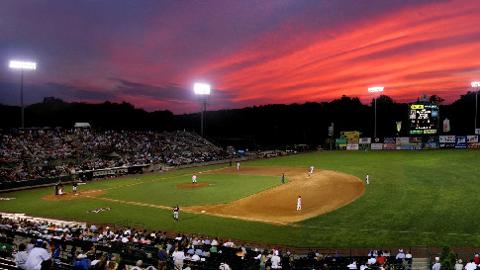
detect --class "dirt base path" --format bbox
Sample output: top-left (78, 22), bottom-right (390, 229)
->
top-left (42, 189), bottom-right (105, 201)
top-left (186, 167), bottom-right (364, 224)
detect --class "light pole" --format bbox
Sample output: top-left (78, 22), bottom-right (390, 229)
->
top-left (472, 81), bottom-right (480, 134)
top-left (193, 82), bottom-right (211, 137)
top-left (368, 86), bottom-right (384, 139)
top-left (9, 60), bottom-right (37, 129)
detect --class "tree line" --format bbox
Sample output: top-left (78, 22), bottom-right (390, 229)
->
top-left (0, 93), bottom-right (478, 148)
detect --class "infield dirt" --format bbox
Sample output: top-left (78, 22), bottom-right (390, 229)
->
top-left (42, 189), bottom-right (105, 201)
top-left (185, 167), bottom-right (364, 224)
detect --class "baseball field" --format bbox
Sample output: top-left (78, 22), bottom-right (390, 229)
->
top-left (1, 150), bottom-right (480, 248)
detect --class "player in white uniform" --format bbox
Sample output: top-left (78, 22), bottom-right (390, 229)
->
top-left (308, 166), bottom-right (314, 176)
top-left (192, 174), bottom-right (197, 184)
top-left (365, 174), bottom-right (369, 185)
top-left (296, 195), bottom-right (302, 211)
top-left (236, 162), bottom-right (240, 171)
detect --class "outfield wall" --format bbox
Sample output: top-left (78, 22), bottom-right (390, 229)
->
top-left (336, 135), bottom-right (480, 150)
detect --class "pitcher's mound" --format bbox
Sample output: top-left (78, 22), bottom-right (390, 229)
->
top-left (177, 182), bottom-right (211, 189)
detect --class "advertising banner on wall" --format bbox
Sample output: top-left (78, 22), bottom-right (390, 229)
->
top-left (455, 136), bottom-right (467, 149)
top-left (439, 135), bottom-right (456, 148)
top-left (467, 135), bottom-right (480, 148)
top-left (396, 137), bottom-right (410, 145)
top-left (335, 138), bottom-right (347, 150)
top-left (422, 136), bottom-right (439, 149)
top-left (467, 135), bottom-right (479, 143)
top-left (409, 137), bottom-right (422, 143)
top-left (341, 131), bottom-right (360, 144)
top-left (346, 144), bottom-right (359, 150)
top-left (370, 143), bottom-right (383, 150)
top-left (383, 137), bottom-right (396, 150)
top-left (359, 137), bottom-right (371, 144)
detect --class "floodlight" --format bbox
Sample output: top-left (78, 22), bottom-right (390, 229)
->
top-left (193, 83), bottom-right (211, 95)
top-left (368, 86), bottom-right (384, 93)
top-left (9, 60), bottom-right (37, 70)
top-left (472, 81), bottom-right (480, 88)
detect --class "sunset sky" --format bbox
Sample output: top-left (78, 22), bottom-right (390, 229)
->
top-left (0, 0), bottom-right (479, 113)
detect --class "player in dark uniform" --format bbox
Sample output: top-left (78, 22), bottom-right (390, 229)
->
top-left (173, 205), bottom-right (180, 222)
top-left (72, 182), bottom-right (78, 194)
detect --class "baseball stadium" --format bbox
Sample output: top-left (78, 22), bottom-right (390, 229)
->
top-left (2, 1), bottom-right (480, 270)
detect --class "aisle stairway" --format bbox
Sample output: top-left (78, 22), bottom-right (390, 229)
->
top-left (411, 257), bottom-right (430, 270)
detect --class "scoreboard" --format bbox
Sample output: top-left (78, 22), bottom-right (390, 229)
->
top-left (409, 103), bottom-right (439, 135)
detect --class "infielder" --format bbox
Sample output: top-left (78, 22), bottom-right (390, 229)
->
top-left (296, 195), bottom-right (302, 211)
top-left (236, 162), bottom-right (240, 171)
top-left (72, 182), bottom-right (78, 193)
top-left (308, 166), bottom-right (314, 176)
top-left (365, 174), bottom-right (369, 185)
top-left (173, 205), bottom-right (180, 222)
top-left (192, 174), bottom-right (197, 184)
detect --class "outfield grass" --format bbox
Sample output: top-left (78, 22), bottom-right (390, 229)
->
top-left (1, 150), bottom-right (480, 247)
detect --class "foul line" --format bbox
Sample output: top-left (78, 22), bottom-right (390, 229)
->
top-left (84, 196), bottom-right (173, 210)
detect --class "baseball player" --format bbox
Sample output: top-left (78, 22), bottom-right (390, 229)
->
top-left (308, 166), bottom-right (314, 176)
top-left (236, 162), bottom-right (240, 171)
top-left (173, 205), bottom-right (180, 222)
top-left (192, 174), bottom-right (197, 184)
top-left (365, 174), bottom-right (369, 185)
top-left (72, 182), bottom-right (78, 193)
top-left (281, 173), bottom-right (286, 184)
top-left (296, 195), bottom-right (302, 211)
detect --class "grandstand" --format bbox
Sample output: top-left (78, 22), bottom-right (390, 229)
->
top-left (0, 213), bottom-right (415, 270)
top-left (0, 129), bottom-right (231, 184)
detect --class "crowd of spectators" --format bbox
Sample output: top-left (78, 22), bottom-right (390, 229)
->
top-left (0, 214), bottom-right (416, 270)
top-left (0, 128), bottom-right (231, 182)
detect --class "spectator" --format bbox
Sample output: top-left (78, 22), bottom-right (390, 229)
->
top-left (347, 260), bottom-right (358, 270)
top-left (406, 251), bottom-right (413, 259)
top-left (157, 246), bottom-right (168, 270)
top-left (454, 259), bottom-right (463, 270)
top-left (15, 243), bottom-right (29, 269)
top-left (172, 247), bottom-right (185, 270)
top-left (396, 249), bottom-right (406, 260)
top-left (127, 260), bottom-right (144, 270)
top-left (465, 259), bottom-right (477, 270)
top-left (258, 251), bottom-right (267, 270)
top-left (219, 262), bottom-right (231, 270)
top-left (376, 253), bottom-right (387, 265)
top-left (73, 253), bottom-right (91, 270)
top-left (432, 257), bottom-right (441, 270)
top-left (271, 251), bottom-right (282, 269)
top-left (24, 240), bottom-right (51, 270)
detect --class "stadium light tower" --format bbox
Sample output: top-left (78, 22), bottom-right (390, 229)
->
top-left (9, 60), bottom-right (37, 129)
top-left (193, 82), bottom-right (211, 137)
top-left (472, 81), bottom-right (480, 133)
top-left (368, 86), bottom-right (384, 139)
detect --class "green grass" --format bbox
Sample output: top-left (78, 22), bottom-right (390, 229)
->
top-left (1, 150), bottom-right (480, 247)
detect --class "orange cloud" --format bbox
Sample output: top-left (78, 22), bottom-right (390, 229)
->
top-left (196, 0), bottom-right (480, 107)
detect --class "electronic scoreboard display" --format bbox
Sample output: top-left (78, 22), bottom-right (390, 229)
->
top-left (409, 103), bottom-right (439, 135)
